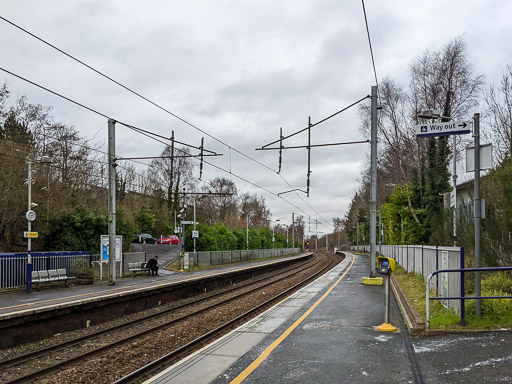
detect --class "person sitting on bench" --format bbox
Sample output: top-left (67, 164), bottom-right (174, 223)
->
top-left (147, 256), bottom-right (159, 276)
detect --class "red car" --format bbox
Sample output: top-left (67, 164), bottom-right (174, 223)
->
top-left (157, 235), bottom-right (180, 245)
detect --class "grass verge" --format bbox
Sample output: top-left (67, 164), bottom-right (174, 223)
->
top-left (393, 265), bottom-right (512, 331)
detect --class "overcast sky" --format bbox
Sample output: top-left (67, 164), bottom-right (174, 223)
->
top-left (1, 1), bottom-right (511, 235)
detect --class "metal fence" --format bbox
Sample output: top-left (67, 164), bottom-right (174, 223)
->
top-left (351, 245), bottom-right (464, 312)
top-left (188, 247), bottom-right (301, 268)
top-left (0, 251), bottom-right (91, 289)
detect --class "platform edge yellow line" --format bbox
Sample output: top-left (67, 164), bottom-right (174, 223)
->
top-left (230, 253), bottom-right (356, 384)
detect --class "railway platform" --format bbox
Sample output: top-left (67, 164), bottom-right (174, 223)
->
top-left (146, 252), bottom-right (512, 384)
top-left (0, 253), bottom-right (309, 317)
top-left (0, 252), bottom-right (312, 348)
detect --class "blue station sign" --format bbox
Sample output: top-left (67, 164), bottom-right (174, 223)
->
top-left (416, 120), bottom-right (472, 138)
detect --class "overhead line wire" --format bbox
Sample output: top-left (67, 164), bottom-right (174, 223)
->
top-left (1, 17), bottom-right (332, 230)
top-left (261, 96), bottom-right (370, 149)
top-left (0, 68), bottom-right (329, 228)
top-left (122, 122), bottom-right (325, 225)
top-left (361, 0), bottom-right (379, 87)
top-left (0, 16), bottom-right (274, 171)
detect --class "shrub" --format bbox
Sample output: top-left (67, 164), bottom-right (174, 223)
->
top-left (482, 272), bottom-right (512, 294)
top-left (481, 289), bottom-right (512, 317)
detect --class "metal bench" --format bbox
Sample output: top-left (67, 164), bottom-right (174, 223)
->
top-left (31, 269), bottom-right (76, 288)
top-left (128, 262), bottom-right (152, 275)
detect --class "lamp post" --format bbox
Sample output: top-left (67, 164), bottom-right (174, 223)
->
top-left (292, 213), bottom-right (295, 249)
top-left (246, 212), bottom-right (251, 250)
top-left (26, 156), bottom-right (52, 293)
top-left (272, 219), bottom-right (280, 250)
top-left (177, 205), bottom-right (186, 269)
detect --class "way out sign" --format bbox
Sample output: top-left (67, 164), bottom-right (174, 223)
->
top-left (416, 120), bottom-right (472, 138)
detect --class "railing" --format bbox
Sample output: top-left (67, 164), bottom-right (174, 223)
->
top-left (426, 266), bottom-right (512, 328)
top-left (0, 251), bottom-right (91, 289)
top-left (187, 247), bottom-right (301, 268)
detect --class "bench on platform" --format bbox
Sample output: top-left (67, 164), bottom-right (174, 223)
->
top-left (128, 262), bottom-right (152, 275)
top-left (31, 269), bottom-right (76, 288)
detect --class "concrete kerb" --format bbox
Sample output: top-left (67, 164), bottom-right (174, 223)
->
top-left (390, 274), bottom-right (426, 336)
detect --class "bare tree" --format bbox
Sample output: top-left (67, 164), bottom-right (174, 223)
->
top-left (239, 192), bottom-right (271, 229)
top-left (198, 177), bottom-right (238, 224)
top-left (148, 145), bottom-right (196, 219)
top-left (485, 64), bottom-right (512, 164)
top-left (410, 37), bottom-right (484, 121)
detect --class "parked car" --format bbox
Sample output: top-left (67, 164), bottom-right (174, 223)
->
top-left (157, 235), bottom-right (180, 245)
top-left (132, 233), bottom-right (157, 244)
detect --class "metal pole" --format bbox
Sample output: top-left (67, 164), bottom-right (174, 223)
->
top-left (474, 113), bottom-right (481, 316)
top-left (379, 211), bottom-right (382, 255)
top-left (453, 135), bottom-right (457, 246)
top-left (292, 213), bottom-right (295, 249)
top-left (193, 197), bottom-right (197, 253)
top-left (307, 116), bottom-right (311, 197)
top-left (384, 275), bottom-right (390, 323)
top-left (26, 160), bottom-right (32, 293)
top-left (180, 222), bottom-right (185, 269)
top-left (357, 221), bottom-right (359, 252)
top-left (246, 213), bottom-right (249, 250)
top-left (370, 85), bottom-right (378, 277)
top-left (272, 225), bottom-right (275, 250)
top-left (108, 119), bottom-right (117, 285)
top-left (326, 234), bottom-right (328, 251)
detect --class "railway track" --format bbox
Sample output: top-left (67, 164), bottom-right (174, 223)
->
top-left (0, 251), bottom-right (344, 384)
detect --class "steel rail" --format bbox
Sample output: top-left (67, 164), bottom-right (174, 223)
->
top-left (3, 254), bottom-right (326, 383)
top-left (112, 251), bottom-right (343, 383)
top-left (0, 254), bottom-right (312, 369)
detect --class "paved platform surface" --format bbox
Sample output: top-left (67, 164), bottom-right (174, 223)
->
top-left (147, 252), bottom-right (512, 384)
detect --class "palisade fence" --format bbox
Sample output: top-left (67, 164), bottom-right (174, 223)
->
top-left (0, 252), bottom-right (91, 289)
top-left (187, 247), bottom-right (301, 268)
top-left (351, 245), bottom-right (464, 313)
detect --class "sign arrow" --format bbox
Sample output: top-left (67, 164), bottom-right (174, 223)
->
top-left (458, 122), bottom-right (468, 129)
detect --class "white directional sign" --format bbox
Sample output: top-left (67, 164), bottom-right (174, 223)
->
top-left (466, 143), bottom-right (492, 172)
top-left (416, 120), bottom-right (472, 138)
